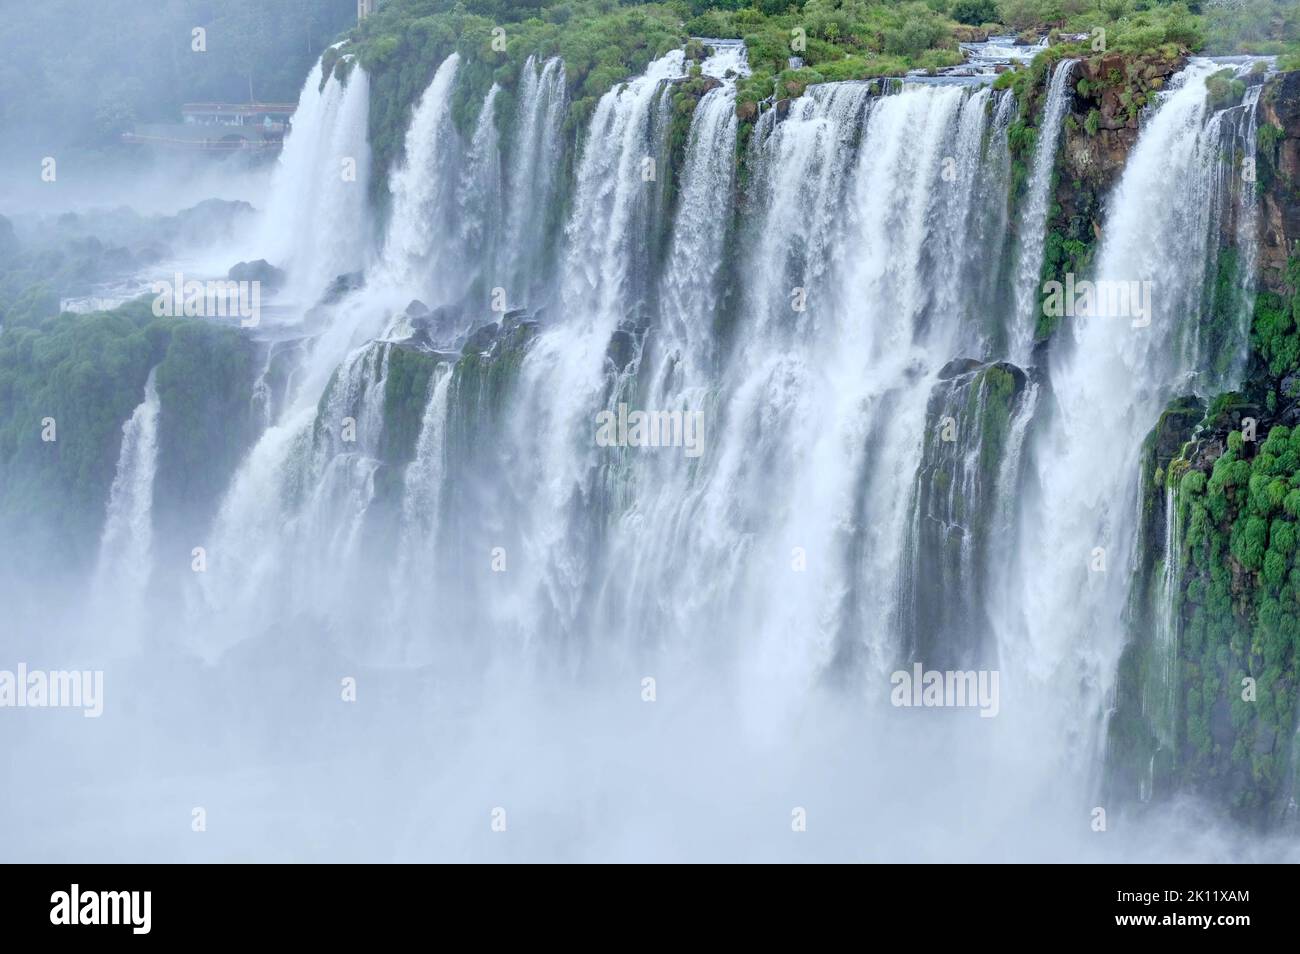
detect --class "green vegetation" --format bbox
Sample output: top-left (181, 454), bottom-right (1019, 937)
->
top-left (381, 345), bottom-right (441, 467)
top-left (1205, 67), bottom-right (1246, 111)
top-left (343, 0), bottom-right (1300, 211)
top-left (1250, 258), bottom-right (1300, 380)
top-left (1123, 257), bottom-right (1300, 822)
top-left (695, 0), bottom-right (963, 122)
top-left (994, 0), bottom-right (1295, 58)
top-left (350, 0), bottom-right (962, 202)
top-left (0, 300), bottom-right (155, 570)
top-left (970, 364), bottom-right (1020, 496)
top-left (1168, 415), bottom-right (1300, 818)
top-left (0, 298), bottom-right (257, 574)
top-left (152, 321), bottom-right (260, 544)
top-left (353, 0), bottom-right (686, 203)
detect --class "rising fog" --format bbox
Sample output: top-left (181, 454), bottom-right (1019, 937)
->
top-left (1, 0), bottom-right (1298, 863)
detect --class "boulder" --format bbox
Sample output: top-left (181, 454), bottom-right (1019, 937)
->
top-left (319, 271), bottom-right (365, 305)
top-left (228, 259), bottom-right (286, 292)
top-left (461, 321), bottom-right (500, 354)
top-left (937, 357), bottom-right (985, 380)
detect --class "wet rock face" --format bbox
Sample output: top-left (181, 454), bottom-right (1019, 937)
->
top-left (461, 321), bottom-right (500, 355)
top-left (1057, 52), bottom-right (1185, 234)
top-left (227, 259), bottom-right (287, 292)
top-left (903, 359), bottom-right (1031, 668)
top-left (319, 271), bottom-right (365, 305)
top-left (937, 356), bottom-right (985, 380)
top-left (1258, 70), bottom-right (1300, 294)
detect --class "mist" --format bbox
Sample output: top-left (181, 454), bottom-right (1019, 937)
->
top-left (2, 0), bottom-right (1299, 865)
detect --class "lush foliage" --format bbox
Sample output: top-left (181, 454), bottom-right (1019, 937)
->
top-left (1170, 415), bottom-right (1300, 817)
top-left (1250, 258), bottom-right (1300, 381)
top-left (351, 0), bottom-right (986, 199)
top-left (1125, 258), bottom-right (1300, 821)
top-left (353, 0), bottom-right (686, 196)
top-left (0, 298), bottom-right (257, 574)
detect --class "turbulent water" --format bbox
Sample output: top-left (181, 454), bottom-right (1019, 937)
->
top-left (27, 46), bottom-right (1290, 861)
top-left (1012, 58), bottom-right (1076, 363)
top-left (257, 53), bottom-right (372, 306)
top-left (1000, 62), bottom-right (1262, 788)
top-left (90, 368), bottom-right (161, 643)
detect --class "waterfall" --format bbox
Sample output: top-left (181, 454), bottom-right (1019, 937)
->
top-left (90, 368), bottom-right (161, 640)
top-left (586, 48), bottom-right (745, 661)
top-left (40, 25), bottom-right (1300, 859)
top-left (584, 81), bottom-right (1017, 717)
top-left (401, 364), bottom-right (454, 546)
top-left (457, 84), bottom-right (503, 300)
top-left (1148, 483), bottom-right (1182, 761)
top-left (231, 53), bottom-right (470, 514)
top-left (1201, 79), bottom-right (1263, 389)
top-left (488, 50), bottom-right (685, 647)
top-left (653, 74), bottom-right (739, 391)
top-left (1002, 60), bottom-right (1256, 782)
top-left (382, 53), bottom-right (463, 298)
top-left (1011, 59), bottom-right (1076, 362)
top-left (179, 47), bottom-right (1258, 728)
top-left (257, 57), bottom-right (372, 306)
top-left (502, 56), bottom-right (567, 307)
top-left (559, 50), bottom-right (685, 327)
top-left (697, 38), bottom-right (749, 79)
top-left (193, 340), bottom-right (392, 657)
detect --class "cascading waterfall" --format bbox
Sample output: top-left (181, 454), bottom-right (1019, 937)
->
top-left (1195, 75), bottom-right (1263, 390)
top-left (795, 83), bottom-right (1005, 685)
top-left (456, 84), bottom-right (503, 299)
top-left (1127, 62), bottom-right (1264, 798)
top-left (1011, 59), bottom-right (1076, 363)
top-left (502, 56), bottom-right (567, 306)
top-left (90, 368), bottom-right (161, 640)
top-left (490, 50), bottom-right (686, 650)
top-left (589, 47), bottom-right (745, 660)
top-left (190, 48), bottom-right (609, 659)
top-left (257, 55), bottom-right (372, 306)
top-left (194, 338), bottom-right (393, 656)
top-left (1147, 483), bottom-right (1182, 775)
top-left (382, 52), bottom-right (463, 297)
top-left (1001, 60), bottom-right (1259, 786)
top-left (133, 36), bottom-right (1277, 855)
top-left (385, 363), bottom-right (454, 661)
top-left (651, 58), bottom-right (740, 394)
top-left (591, 80), bottom-right (1016, 714)
top-left (401, 364), bottom-right (454, 548)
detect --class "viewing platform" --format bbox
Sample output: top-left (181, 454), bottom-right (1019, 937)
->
top-left (122, 103), bottom-right (297, 152)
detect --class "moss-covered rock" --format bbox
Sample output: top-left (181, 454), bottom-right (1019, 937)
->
top-left (902, 360), bottom-right (1029, 667)
top-left (1029, 48), bottom-right (1184, 344)
top-left (1116, 254), bottom-right (1300, 827)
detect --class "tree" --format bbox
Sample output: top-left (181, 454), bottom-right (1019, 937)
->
top-left (952, 0), bottom-right (999, 23)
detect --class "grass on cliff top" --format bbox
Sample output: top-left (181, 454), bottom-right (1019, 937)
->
top-left (345, 0), bottom-right (1297, 202)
